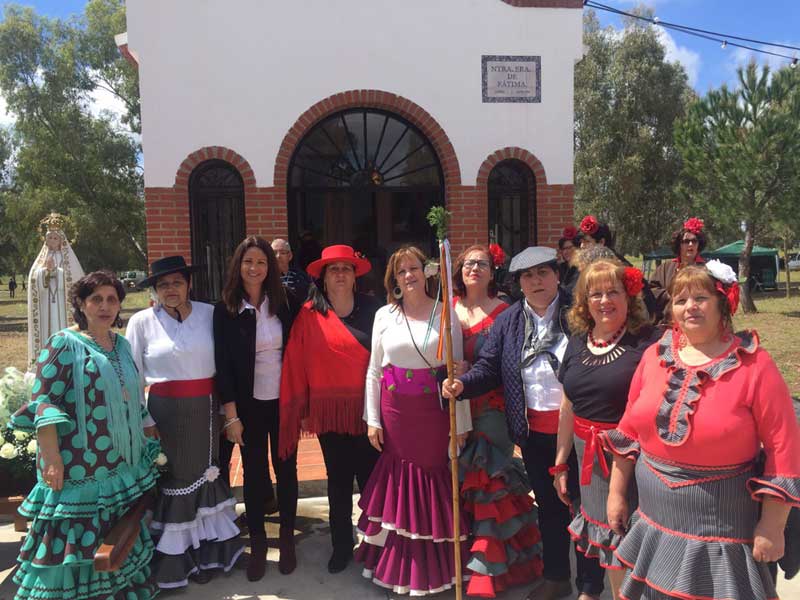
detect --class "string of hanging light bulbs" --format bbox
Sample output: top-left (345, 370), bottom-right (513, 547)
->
top-left (584, 0), bottom-right (799, 68)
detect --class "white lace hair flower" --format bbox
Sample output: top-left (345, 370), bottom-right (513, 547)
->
top-left (424, 262), bottom-right (439, 278)
top-left (705, 260), bottom-right (737, 285)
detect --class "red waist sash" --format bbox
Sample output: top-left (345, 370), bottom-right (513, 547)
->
top-left (149, 377), bottom-right (215, 398)
top-left (574, 415), bottom-right (616, 486)
top-left (527, 409), bottom-right (560, 435)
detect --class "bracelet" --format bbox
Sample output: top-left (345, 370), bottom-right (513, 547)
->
top-left (548, 464), bottom-right (569, 476)
top-left (223, 417), bottom-right (240, 430)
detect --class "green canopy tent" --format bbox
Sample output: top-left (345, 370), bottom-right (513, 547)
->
top-left (705, 241), bottom-right (780, 291)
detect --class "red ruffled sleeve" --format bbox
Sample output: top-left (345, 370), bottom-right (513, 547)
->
top-left (745, 350), bottom-right (800, 506)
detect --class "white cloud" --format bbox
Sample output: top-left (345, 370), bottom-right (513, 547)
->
top-left (86, 73), bottom-right (127, 120)
top-left (656, 27), bottom-right (701, 87)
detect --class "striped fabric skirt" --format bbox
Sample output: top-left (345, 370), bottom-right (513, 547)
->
top-left (568, 433), bottom-right (636, 570)
top-left (147, 387), bottom-right (244, 588)
top-left (616, 453), bottom-right (777, 600)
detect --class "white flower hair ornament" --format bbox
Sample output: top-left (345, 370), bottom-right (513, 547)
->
top-left (424, 262), bottom-right (439, 278)
top-left (705, 260), bottom-right (740, 315)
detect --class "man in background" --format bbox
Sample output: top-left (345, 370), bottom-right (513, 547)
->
top-left (271, 238), bottom-right (311, 301)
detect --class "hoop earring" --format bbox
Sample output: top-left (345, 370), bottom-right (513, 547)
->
top-left (392, 286), bottom-right (403, 300)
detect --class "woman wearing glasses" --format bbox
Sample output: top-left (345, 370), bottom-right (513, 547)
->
top-left (452, 245), bottom-right (543, 597)
top-left (649, 217), bottom-right (706, 324)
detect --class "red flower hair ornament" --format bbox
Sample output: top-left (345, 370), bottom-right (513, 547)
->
top-left (580, 215), bottom-right (599, 236)
top-left (683, 217), bottom-right (704, 235)
top-left (488, 243), bottom-right (506, 268)
top-left (622, 267), bottom-right (645, 297)
top-left (562, 226), bottom-right (578, 241)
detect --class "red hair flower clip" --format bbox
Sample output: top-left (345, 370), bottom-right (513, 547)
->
top-left (622, 267), bottom-right (644, 297)
top-left (580, 215), bottom-right (599, 236)
top-left (683, 217), bottom-right (704, 235)
top-left (562, 226), bottom-right (578, 240)
top-left (488, 243), bottom-right (506, 268)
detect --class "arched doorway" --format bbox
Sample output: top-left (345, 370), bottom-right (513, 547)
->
top-left (288, 108), bottom-right (444, 288)
top-left (488, 159), bottom-right (537, 257)
top-left (189, 160), bottom-right (246, 301)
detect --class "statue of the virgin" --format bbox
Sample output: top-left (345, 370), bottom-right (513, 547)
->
top-left (27, 213), bottom-right (84, 366)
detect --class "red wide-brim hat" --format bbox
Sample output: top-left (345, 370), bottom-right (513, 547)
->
top-left (306, 245), bottom-right (371, 279)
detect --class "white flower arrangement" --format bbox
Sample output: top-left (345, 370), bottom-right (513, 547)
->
top-left (0, 367), bottom-right (37, 483)
top-left (0, 367), bottom-right (35, 423)
top-left (0, 442), bottom-right (19, 460)
top-left (154, 453), bottom-right (168, 467)
top-left (705, 259), bottom-right (737, 285)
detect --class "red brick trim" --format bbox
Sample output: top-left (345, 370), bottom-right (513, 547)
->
top-left (274, 90), bottom-right (461, 188)
top-left (173, 146), bottom-right (257, 193)
top-left (499, 0), bottom-right (584, 7)
top-left (117, 43), bottom-right (138, 69)
top-left (476, 147), bottom-right (548, 188)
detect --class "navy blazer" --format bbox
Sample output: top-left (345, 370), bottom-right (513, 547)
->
top-left (213, 291), bottom-right (301, 409)
top-left (460, 287), bottom-right (572, 446)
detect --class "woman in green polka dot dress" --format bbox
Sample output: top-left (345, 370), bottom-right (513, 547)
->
top-left (9, 270), bottom-right (161, 600)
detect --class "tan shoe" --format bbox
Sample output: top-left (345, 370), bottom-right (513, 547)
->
top-left (525, 578), bottom-right (573, 600)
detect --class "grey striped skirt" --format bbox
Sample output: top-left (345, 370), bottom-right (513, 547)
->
top-left (616, 453), bottom-right (777, 600)
top-left (568, 434), bottom-right (637, 570)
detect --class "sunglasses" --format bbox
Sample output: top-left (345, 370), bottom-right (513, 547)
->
top-left (681, 239), bottom-right (698, 245)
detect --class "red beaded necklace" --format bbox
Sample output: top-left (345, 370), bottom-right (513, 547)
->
top-left (588, 324), bottom-right (626, 348)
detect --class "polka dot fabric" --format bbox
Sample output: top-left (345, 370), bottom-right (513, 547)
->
top-left (9, 331), bottom-right (160, 600)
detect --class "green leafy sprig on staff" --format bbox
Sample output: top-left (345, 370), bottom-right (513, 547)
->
top-left (426, 206), bottom-right (450, 241)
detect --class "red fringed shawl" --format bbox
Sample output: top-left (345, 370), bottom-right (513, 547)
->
top-left (278, 302), bottom-right (370, 458)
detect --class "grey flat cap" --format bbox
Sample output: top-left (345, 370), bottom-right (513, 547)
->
top-left (509, 246), bottom-right (558, 274)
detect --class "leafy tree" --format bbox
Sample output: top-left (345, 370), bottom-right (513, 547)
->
top-left (675, 63), bottom-right (800, 313)
top-left (574, 8), bottom-right (695, 255)
top-left (0, 1), bottom-right (145, 275)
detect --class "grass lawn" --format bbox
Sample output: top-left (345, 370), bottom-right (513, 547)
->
top-left (0, 288), bottom-right (798, 395)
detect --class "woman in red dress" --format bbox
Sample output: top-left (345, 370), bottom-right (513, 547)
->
top-left (604, 261), bottom-right (800, 600)
top-left (454, 244), bottom-right (543, 597)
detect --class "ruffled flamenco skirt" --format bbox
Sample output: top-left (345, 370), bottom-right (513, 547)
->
top-left (459, 406), bottom-right (542, 597)
top-left (147, 393), bottom-right (244, 589)
top-left (568, 434), bottom-right (636, 571)
top-left (615, 453), bottom-right (777, 600)
top-left (355, 365), bottom-right (469, 596)
top-left (12, 440), bottom-right (161, 600)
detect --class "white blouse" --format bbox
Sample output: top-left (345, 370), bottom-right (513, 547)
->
top-left (521, 297), bottom-right (568, 412)
top-left (241, 297), bottom-right (283, 401)
top-left (126, 302), bottom-right (216, 383)
top-left (364, 303), bottom-right (471, 434)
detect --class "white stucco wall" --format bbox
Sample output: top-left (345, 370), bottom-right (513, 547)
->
top-left (126, 0), bottom-right (582, 188)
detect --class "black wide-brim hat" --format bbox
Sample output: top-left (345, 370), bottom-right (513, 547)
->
top-left (137, 255), bottom-right (202, 289)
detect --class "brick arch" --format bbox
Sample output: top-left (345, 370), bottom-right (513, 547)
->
top-left (174, 146), bottom-right (257, 193)
top-left (476, 147), bottom-right (548, 189)
top-left (274, 90), bottom-right (461, 188)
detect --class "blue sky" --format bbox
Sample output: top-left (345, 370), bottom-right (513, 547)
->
top-left (2, 0), bottom-right (799, 95)
top-left (594, 0), bottom-right (800, 92)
